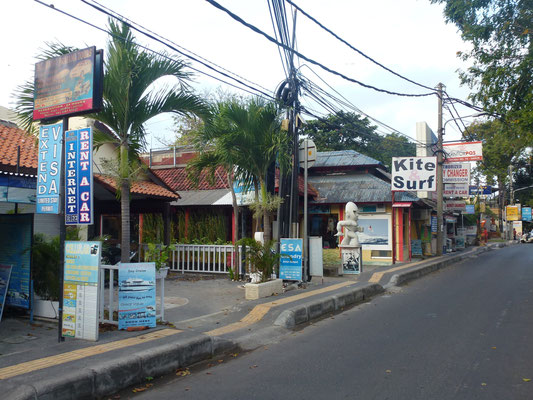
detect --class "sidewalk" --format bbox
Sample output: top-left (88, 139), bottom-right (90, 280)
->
top-left (0, 241), bottom-right (514, 399)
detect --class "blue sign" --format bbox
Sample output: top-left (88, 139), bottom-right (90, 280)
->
top-left (36, 123), bottom-right (63, 213)
top-left (465, 204), bottom-right (475, 214)
top-left (522, 207), bottom-right (532, 222)
top-left (469, 185), bottom-right (492, 195)
top-left (118, 263), bottom-right (156, 330)
top-left (431, 215), bottom-right (437, 233)
top-left (279, 238), bottom-right (303, 281)
top-left (65, 128), bottom-right (93, 224)
top-left (0, 264), bottom-right (13, 321)
top-left (0, 214), bottom-right (32, 309)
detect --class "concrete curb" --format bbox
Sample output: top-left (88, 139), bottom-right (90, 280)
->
top-left (273, 283), bottom-right (384, 329)
top-left (10, 334), bottom-right (237, 400)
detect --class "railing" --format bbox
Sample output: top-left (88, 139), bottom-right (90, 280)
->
top-left (139, 243), bottom-right (249, 275)
top-left (98, 263), bottom-right (166, 326)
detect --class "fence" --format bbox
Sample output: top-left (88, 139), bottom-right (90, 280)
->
top-left (98, 263), bottom-right (166, 326)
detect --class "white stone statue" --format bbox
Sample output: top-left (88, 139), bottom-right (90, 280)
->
top-left (335, 202), bottom-right (364, 246)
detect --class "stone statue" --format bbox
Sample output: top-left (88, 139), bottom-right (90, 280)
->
top-left (335, 202), bottom-right (364, 246)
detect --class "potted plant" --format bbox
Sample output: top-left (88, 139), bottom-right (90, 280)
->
top-left (238, 238), bottom-right (283, 300)
top-left (143, 243), bottom-right (171, 279)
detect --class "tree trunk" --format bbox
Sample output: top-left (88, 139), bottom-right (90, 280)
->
top-left (228, 171), bottom-right (239, 272)
top-left (120, 143), bottom-right (131, 263)
top-left (253, 180), bottom-right (261, 232)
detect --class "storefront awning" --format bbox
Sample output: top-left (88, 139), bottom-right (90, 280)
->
top-left (392, 202), bottom-right (412, 208)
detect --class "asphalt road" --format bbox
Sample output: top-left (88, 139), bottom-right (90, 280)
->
top-left (123, 244), bottom-right (533, 400)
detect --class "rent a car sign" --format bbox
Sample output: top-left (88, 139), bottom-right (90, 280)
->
top-left (392, 157), bottom-right (437, 191)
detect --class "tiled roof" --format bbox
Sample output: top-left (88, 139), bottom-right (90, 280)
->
top-left (0, 122), bottom-right (38, 172)
top-left (153, 166), bottom-right (229, 191)
top-left (94, 174), bottom-right (179, 200)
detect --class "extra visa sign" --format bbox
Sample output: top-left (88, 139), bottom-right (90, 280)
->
top-left (37, 123), bottom-right (63, 214)
top-left (391, 157), bottom-right (437, 192)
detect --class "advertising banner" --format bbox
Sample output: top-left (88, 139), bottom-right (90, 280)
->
top-left (34, 47), bottom-right (97, 120)
top-left (65, 127), bottom-right (93, 225)
top-left (444, 183), bottom-right (469, 198)
top-left (465, 204), bottom-right (475, 214)
top-left (444, 200), bottom-right (466, 212)
top-left (279, 238), bottom-right (303, 281)
top-left (469, 185), bottom-right (492, 195)
top-left (506, 205), bottom-right (520, 221)
top-left (37, 123), bottom-right (63, 214)
top-left (62, 241), bottom-right (101, 341)
top-left (431, 215), bottom-right (437, 233)
top-left (391, 157), bottom-right (437, 192)
top-left (0, 214), bottom-right (32, 309)
top-left (513, 221), bottom-right (523, 237)
top-left (522, 207), bottom-right (532, 222)
top-left (443, 141), bottom-right (483, 162)
top-left (118, 263), bottom-right (156, 330)
top-left (443, 163), bottom-right (471, 184)
top-left (0, 264), bottom-right (13, 321)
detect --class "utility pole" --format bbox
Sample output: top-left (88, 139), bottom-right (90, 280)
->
top-left (436, 83), bottom-right (444, 256)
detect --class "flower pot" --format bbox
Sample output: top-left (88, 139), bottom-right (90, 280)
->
top-left (245, 278), bottom-right (283, 300)
top-left (33, 298), bottom-right (59, 319)
top-left (156, 266), bottom-right (169, 279)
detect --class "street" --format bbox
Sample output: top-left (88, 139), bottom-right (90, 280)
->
top-left (123, 244), bottom-right (533, 400)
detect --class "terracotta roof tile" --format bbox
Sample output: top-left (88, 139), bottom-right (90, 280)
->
top-left (0, 122), bottom-right (38, 172)
top-left (275, 169), bottom-right (318, 197)
top-left (94, 174), bottom-right (179, 200)
top-left (153, 166), bottom-right (229, 191)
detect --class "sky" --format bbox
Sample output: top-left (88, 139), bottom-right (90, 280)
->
top-left (1, 0), bottom-right (477, 149)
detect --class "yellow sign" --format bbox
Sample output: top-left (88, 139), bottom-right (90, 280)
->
top-left (506, 205), bottom-right (520, 221)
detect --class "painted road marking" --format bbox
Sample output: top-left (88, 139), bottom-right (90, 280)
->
top-left (206, 281), bottom-right (356, 336)
top-left (368, 247), bottom-right (478, 283)
top-left (0, 328), bottom-right (181, 380)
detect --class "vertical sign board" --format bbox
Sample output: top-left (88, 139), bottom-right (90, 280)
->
top-left (279, 238), bottom-right (303, 281)
top-left (391, 157), bottom-right (437, 191)
top-left (118, 263), bottom-right (156, 330)
top-left (0, 265), bottom-right (13, 321)
top-left (431, 215), bottom-right (437, 233)
top-left (65, 128), bottom-right (93, 224)
top-left (442, 163), bottom-right (471, 184)
top-left (522, 207), bottom-right (532, 222)
top-left (0, 214), bottom-right (32, 309)
top-left (36, 123), bottom-right (63, 214)
top-left (62, 241), bottom-right (101, 341)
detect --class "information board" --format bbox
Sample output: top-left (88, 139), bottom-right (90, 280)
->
top-left (62, 241), bottom-right (101, 341)
top-left (522, 207), bottom-right (532, 222)
top-left (279, 238), bottom-right (303, 281)
top-left (0, 264), bottom-right (13, 321)
top-left (411, 239), bottom-right (423, 257)
top-left (118, 263), bottom-right (156, 330)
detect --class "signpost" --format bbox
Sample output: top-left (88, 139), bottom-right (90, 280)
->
top-left (62, 241), bottom-right (101, 341)
top-left (279, 238), bottom-right (303, 281)
top-left (119, 263), bottom-right (156, 330)
top-left (299, 139), bottom-right (316, 282)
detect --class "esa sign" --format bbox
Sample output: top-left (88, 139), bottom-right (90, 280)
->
top-left (279, 238), bottom-right (302, 281)
top-left (391, 157), bottom-right (437, 192)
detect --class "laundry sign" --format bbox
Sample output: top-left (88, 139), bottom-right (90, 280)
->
top-left (391, 157), bottom-right (437, 192)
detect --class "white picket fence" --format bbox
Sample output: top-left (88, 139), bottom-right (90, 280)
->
top-left (98, 264), bottom-right (167, 326)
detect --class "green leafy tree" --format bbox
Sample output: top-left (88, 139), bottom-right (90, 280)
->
top-left (14, 20), bottom-right (208, 262)
top-left (430, 0), bottom-right (533, 134)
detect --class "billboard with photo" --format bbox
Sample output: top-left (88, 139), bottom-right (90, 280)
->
top-left (33, 47), bottom-right (103, 120)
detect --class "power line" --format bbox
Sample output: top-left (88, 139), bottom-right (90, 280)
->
top-left (205, 0), bottom-right (436, 99)
top-left (285, 0), bottom-right (437, 93)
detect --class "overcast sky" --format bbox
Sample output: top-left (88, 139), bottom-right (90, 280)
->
top-left (1, 0), bottom-right (476, 148)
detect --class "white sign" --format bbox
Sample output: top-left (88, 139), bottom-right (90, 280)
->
top-left (443, 163), bottom-right (471, 184)
top-left (443, 141), bottom-right (483, 162)
top-left (391, 157), bottom-right (437, 192)
top-left (299, 139), bottom-right (316, 168)
top-left (444, 183), bottom-right (469, 198)
top-left (444, 200), bottom-right (466, 212)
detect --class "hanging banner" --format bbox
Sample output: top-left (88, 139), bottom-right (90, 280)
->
top-left (444, 200), bottom-right (466, 212)
top-left (62, 241), bottom-right (101, 341)
top-left (118, 263), bottom-right (156, 330)
top-left (279, 238), bottom-right (303, 281)
top-left (522, 207), bottom-right (532, 222)
top-left (36, 123), bottom-right (63, 214)
top-left (391, 157), bottom-right (437, 191)
top-left (443, 163), bottom-right (471, 184)
top-left (65, 127), bottom-right (93, 225)
top-left (443, 141), bottom-right (483, 162)
top-left (0, 264), bottom-right (13, 321)
top-left (444, 183), bottom-right (469, 198)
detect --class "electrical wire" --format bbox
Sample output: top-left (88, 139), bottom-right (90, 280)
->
top-left (205, 0), bottom-right (436, 98)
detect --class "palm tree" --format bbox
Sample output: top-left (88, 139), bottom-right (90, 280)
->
top-left (15, 20), bottom-right (209, 262)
